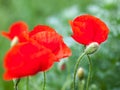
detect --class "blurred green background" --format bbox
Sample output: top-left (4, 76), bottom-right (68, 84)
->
top-left (0, 0), bottom-right (120, 90)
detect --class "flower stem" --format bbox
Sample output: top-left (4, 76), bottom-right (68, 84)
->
top-left (43, 72), bottom-right (46, 90)
top-left (86, 54), bottom-right (92, 90)
top-left (73, 52), bottom-right (86, 90)
top-left (26, 77), bottom-right (29, 90)
top-left (13, 79), bottom-right (20, 90)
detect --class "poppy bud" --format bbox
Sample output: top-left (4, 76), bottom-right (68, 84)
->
top-left (84, 42), bottom-right (99, 54)
top-left (77, 67), bottom-right (84, 80)
top-left (11, 36), bottom-right (19, 47)
top-left (58, 59), bottom-right (67, 71)
top-left (61, 63), bottom-right (66, 70)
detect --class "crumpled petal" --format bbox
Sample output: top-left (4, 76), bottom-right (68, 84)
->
top-left (4, 41), bottom-right (57, 80)
top-left (30, 25), bottom-right (71, 61)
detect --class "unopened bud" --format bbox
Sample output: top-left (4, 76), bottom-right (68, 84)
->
top-left (60, 63), bottom-right (66, 70)
top-left (58, 59), bottom-right (67, 71)
top-left (77, 67), bottom-right (84, 80)
top-left (11, 36), bottom-right (19, 47)
top-left (84, 42), bottom-right (99, 54)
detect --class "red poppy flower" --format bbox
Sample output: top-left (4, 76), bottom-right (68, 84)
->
top-left (2, 21), bottom-right (29, 42)
top-left (4, 41), bottom-right (57, 80)
top-left (29, 25), bottom-right (72, 61)
top-left (2, 22), bottom-right (72, 80)
top-left (70, 14), bottom-right (109, 45)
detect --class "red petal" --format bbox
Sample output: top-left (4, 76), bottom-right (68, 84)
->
top-left (30, 25), bottom-right (72, 60)
top-left (30, 31), bottom-right (63, 60)
top-left (93, 18), bottom-right (109, 44)
top-left (70, 20), bottom-right (93, 45)
top-left (29, 25), bottom-right (56, 37)
top-left (70, 14), bottom-right (109, 45)
top-left (2, 21), bottom-right (29, 42)
top-left (54, 42), bottom-right (72, 60)
top-left (1, 32), bottom-right (10, 40)
top-left (3, 41), bottom-right (57, 80)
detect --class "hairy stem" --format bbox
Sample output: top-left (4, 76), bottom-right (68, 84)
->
top-left (73, 52), bottom-right (86, 90)
top-left (86, 54), bottom-right (92, 90)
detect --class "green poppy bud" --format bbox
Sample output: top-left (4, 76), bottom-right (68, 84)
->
top-left (84, 42), bottom-right (99, 54)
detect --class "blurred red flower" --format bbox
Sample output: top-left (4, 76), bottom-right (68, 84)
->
top-left (70, 14), bottom-right (109, 45)
top-left (2, 22), bottom-right (71, 80)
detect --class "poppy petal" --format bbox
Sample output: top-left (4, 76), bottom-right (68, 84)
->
top-left (70, 21), bottom-right (93, 45)
top-left (93, 18), bottom-right (109, 44)
top-left (30, 31), bottom-right (63, 60)
top-left (55, 42), bottom-right (72, 60)
top-left (3, 41), bottom-right (57, 80)
top-left (29, 25), bottom-right (56, 37)
top-left (2, 21), bottom-right (29, 42)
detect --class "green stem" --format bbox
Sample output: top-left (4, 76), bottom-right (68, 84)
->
top-left (26, 77), bottom-right (29, 90)
top-left (73, 52), bottom-right (86, 90)
top-left (43, 72), bottom-right (46, 90)
top-left (13, 79), bottom-right (20, 90)
top-left (86, 54), bottom-right (92, 90)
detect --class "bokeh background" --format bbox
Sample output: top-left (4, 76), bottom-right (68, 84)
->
top-left (0, 0), bottom-right (120, 90)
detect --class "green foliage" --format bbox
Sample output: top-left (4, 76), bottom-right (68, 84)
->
top-left (0, 0), bottom-right (120, 90)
